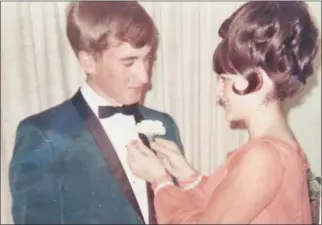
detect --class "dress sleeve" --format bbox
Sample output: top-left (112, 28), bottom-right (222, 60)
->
top-left (153, 142), bottom-right (285, 224)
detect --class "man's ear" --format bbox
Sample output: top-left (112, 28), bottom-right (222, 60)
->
top-left (78, 50), bottom-right (97, 75)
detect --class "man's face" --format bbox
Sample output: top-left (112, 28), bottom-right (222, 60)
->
top-left (81, 42), bottom-right (154, 105)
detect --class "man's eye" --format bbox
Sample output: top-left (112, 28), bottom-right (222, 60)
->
top-left (123, 60), bottom-right (134, 67)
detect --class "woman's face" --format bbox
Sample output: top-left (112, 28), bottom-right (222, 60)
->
top-left (216, 74), bottom-right (248, 122)
top-left (216, 71), bottom-right (272, 122)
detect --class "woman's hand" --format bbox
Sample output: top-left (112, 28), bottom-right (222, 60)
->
top-left (151, 138), bottom-right (197, 181)
top-left (126, 139), bottom-right (167, 183)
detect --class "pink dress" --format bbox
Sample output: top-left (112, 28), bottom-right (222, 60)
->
top-left (153, 136), bottom-right (312, 224)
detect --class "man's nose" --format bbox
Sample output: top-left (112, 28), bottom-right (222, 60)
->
top-left (135, 62), bottom-right (149, 84)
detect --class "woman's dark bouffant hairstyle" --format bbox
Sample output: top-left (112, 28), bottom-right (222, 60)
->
top-left (213, 1), bottom-right (319, 100)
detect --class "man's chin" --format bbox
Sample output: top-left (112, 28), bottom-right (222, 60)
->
top-left (122, 96), bottom-right (142, 105)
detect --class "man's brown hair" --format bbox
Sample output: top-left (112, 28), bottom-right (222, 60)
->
top-left (66, 1), bottom-right (159, 58)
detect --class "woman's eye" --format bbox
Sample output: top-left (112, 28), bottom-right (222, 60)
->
top-left (221, 77), bottom-right (227, 83)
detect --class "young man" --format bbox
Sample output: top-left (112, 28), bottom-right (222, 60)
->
top-left (9, 2), bottom-right (183, 224)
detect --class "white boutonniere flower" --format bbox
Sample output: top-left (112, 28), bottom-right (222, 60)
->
top-left (136, 120), bottom-right (166, 141)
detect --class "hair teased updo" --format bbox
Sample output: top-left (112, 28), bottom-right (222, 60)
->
top-left (213, 1), bottom-right (319, 100)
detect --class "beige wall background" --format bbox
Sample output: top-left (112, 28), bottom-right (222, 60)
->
top-left (1, 2), bottom-right (321, 224)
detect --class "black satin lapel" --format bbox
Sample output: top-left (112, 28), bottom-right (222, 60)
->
top-left (71, 90), bottom-right (144, 222)
top-left (135, 108), bottom-right (157, 224)
top-left (147, 183), bottom-right (156, 224)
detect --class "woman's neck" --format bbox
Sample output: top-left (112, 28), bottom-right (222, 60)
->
top-left (244, 101), bottom-right (290, 139)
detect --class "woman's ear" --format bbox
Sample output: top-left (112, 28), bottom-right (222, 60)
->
top-left (78, 50), bottom-right (97, 75)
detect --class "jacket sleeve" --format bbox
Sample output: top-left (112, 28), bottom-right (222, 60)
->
top-left (9, 119), bottom-right (63, 224)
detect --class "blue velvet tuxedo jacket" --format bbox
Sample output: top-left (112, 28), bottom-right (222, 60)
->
top-left (9, 90), bottom-right (183, 224)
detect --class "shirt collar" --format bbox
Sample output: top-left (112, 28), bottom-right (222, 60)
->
top-left (80, 82), bottom-right (119, 118)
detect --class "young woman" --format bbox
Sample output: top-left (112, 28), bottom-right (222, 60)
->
top-left (127, 1), bottom-right (319, 223)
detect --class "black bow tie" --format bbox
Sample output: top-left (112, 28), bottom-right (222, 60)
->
top-left (98, 103), bottom-right (139, 119)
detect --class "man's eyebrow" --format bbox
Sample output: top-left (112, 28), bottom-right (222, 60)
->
top-left (119, 52), bottom-right (153, 60)
top-left (119, 56), bottom-right (139, 60)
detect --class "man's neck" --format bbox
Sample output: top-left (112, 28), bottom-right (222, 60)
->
top-left (86, 80), bottom-right (122, 106)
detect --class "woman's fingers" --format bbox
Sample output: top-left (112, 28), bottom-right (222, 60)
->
top-left (136, 139), bottom-right (155, 157)
top-left (151, 142), bottom-right (177, 158)
top-left (127, 139), bottom-right (154, 157)
top-left (127, 138), bottom-right (181, 178)
top-left (154, 138), bottom-right (182, 154)
top-left (162, 158), bottom-right (174, 173)
top-left (152, 142), bottom-right (182, 173)
top-left (127, 141), bottom-right (142, 160)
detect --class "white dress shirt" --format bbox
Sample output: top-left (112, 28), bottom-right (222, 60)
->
top-left (80, 82), bottom-right (149, 223)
